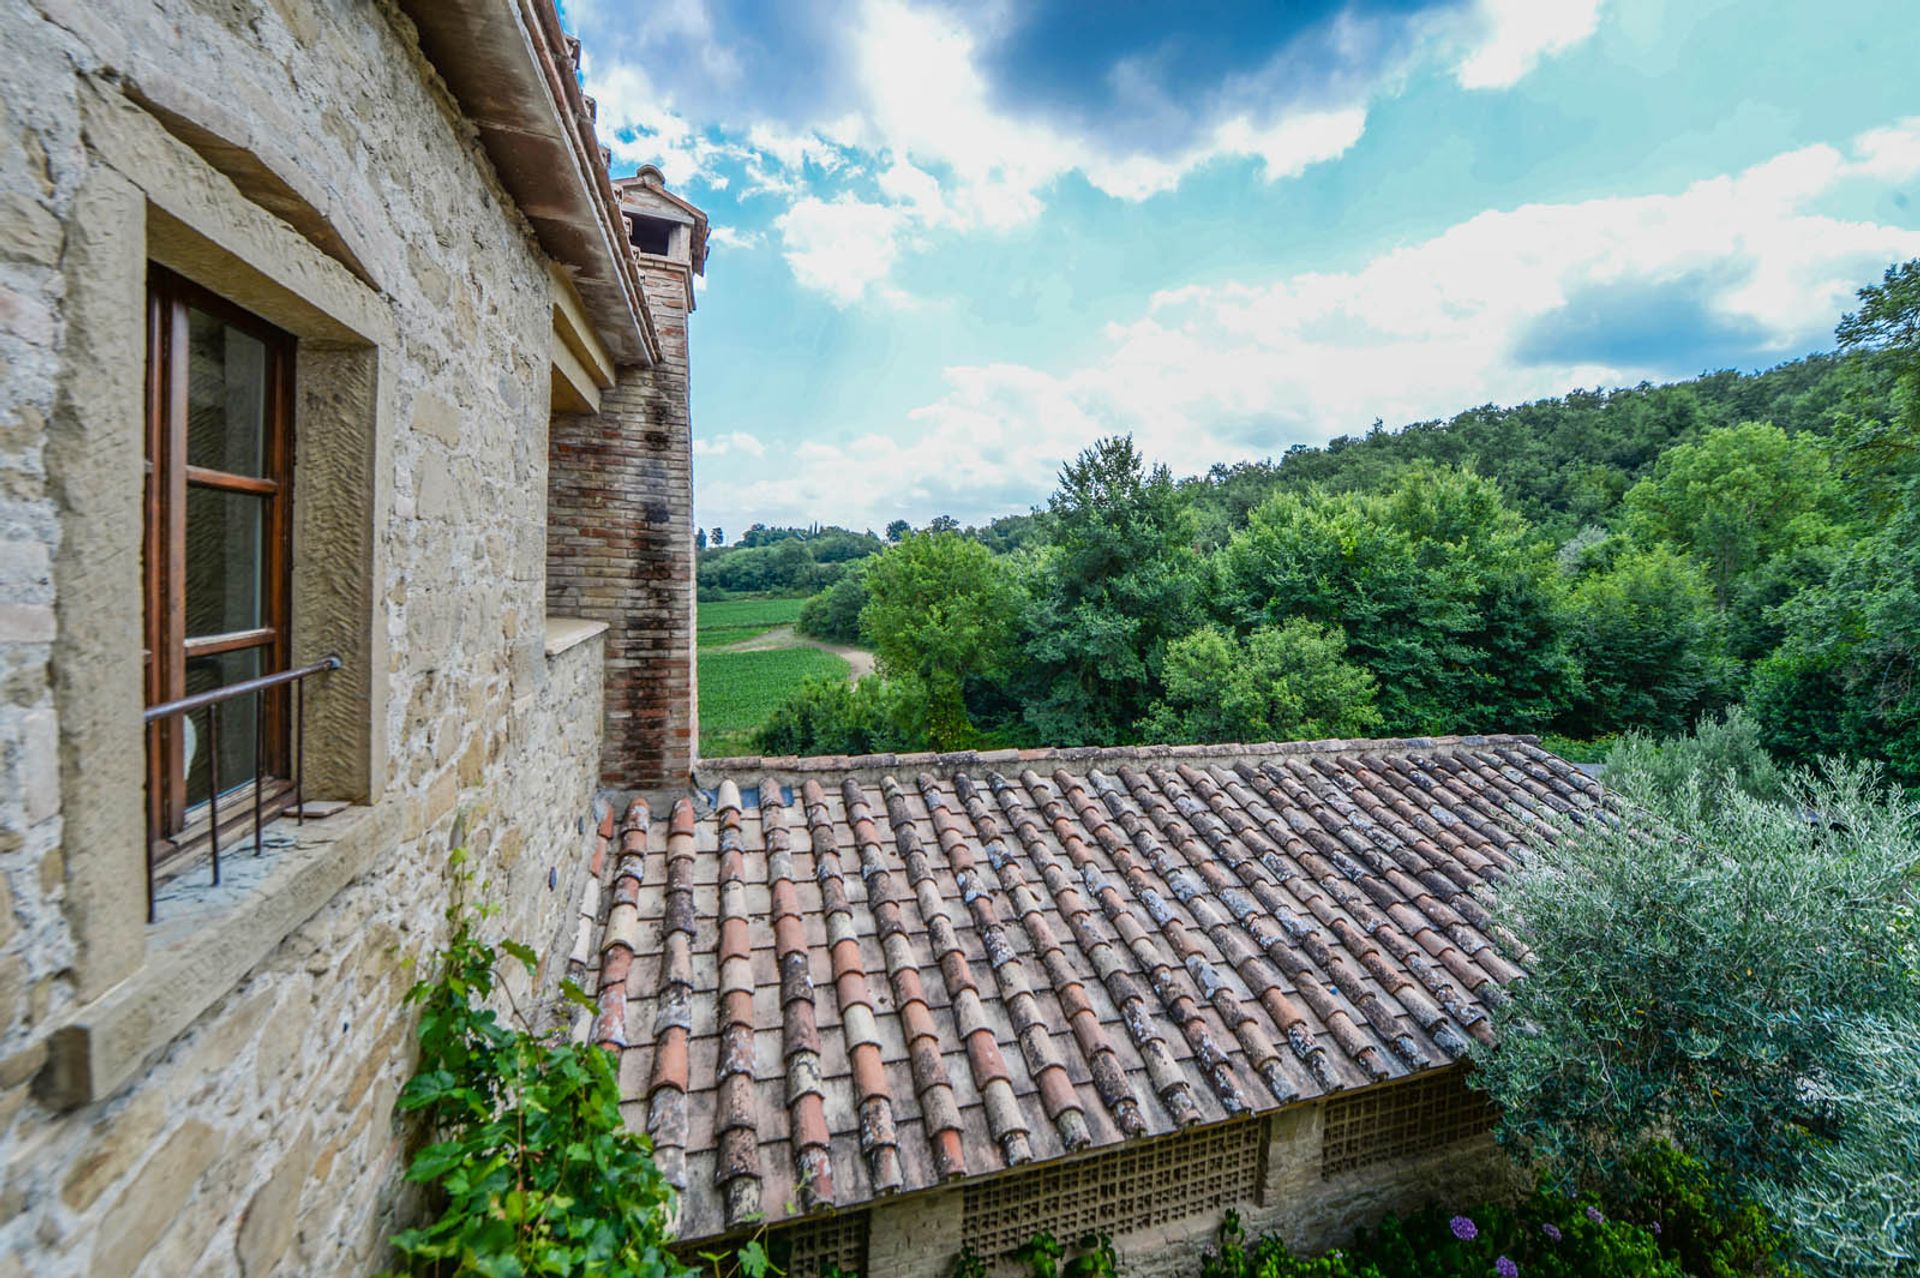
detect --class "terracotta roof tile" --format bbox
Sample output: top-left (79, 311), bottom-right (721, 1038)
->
top-left (587, 734), bottom-right (1599, 1242)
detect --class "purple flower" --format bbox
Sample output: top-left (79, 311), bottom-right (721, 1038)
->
top-left (1496, 1258), bottom-right (1519, 1278)
top-left (1541, 1223), bottom-right (1562, 1243)
top-left (1651, 1222), bottom-right (1662, 1236)
top-left (1451, 1216), bottom-right (1480, 1242)
top-left (1585, 1206), bottom-right (1606, 1224)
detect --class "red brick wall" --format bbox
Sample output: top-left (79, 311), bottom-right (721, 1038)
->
top-left (547, 261), bottom-right (697, 789)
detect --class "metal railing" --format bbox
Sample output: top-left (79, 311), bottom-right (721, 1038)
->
top-left (143, 655), bottom-right (340, 921)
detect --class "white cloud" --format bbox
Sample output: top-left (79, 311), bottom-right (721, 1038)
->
top-left (585, 0), bottom-right (1607, 303)
top-left (763, 0), bottom-right (1378, 299)
top-left (771, 196), bottom-right (913, 305)
top-left (693, 431), bottom-right (767, 458)
top-left (1456, 0), bottom-right (1604, 90)
top-left (1211, 108), bottom-right (1372, 185)
top-left (587, 56), bottom-right (735, 189)
top-left (708, 119), bottom-right (1920, 530)
top-left (706, 224), bottom-right (762, 251)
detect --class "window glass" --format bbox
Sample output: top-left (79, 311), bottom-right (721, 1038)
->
top-left (184, 647), bottom-right (263, 808)
top-left (185, 487), bottom-right (266, 638)
top-left (186, 306), bottom-right (268, 476)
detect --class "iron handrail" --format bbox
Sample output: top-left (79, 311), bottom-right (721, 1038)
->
top-left (144, 654), bottom-right (341, 921)
top-left (143, 655), bottom-right (341, 722)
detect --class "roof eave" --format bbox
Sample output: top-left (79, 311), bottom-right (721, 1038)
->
top-left (397, 0), bottom-right (657, 368)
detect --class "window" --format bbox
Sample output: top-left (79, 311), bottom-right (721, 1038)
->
top-left (627, 213), bottom-right (675, 257)
top-left (144, 266), bottom-right (296, 871)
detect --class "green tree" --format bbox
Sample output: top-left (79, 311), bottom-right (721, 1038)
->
top-left (860, 531), bottom-right (1016, 748)
top-left (1560, 544), bottom-right (1730, 737)
top-left (1377, 464), bottom-right (1578, 730)
top-left (797, 564), bottom-right (870, 645)
top-left (1751, 259), bottom-right (1920, 790)
top-left (1138, 620), bottom-right (1380, 745)
top-left (1473, 762), bottom-right (1919, 1277)
top-left (1620, 421), bottom-right (1843, 659)
top-left (1213, 487), bottom-right (1445, 732)
top-left (1019, 437), bottom-right (1201, 744)
top-left (1835, 258), bottom-right (1920, 353)
top-left (885, 518), bottom-right (911, 542)
top-left (1213, 467), bottom-right (1574, 734)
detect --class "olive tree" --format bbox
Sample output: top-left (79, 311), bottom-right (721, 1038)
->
top-left (1475, 760), bottom-right (1920, 1271)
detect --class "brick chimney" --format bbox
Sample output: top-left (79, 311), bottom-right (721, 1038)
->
top-left (547, 166), bottom-right (707, 789)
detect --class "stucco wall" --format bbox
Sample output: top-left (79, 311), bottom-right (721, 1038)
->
top-left (0, 0), bottom-right (610, 1272)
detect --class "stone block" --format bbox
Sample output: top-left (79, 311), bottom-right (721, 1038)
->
top-left (61, 1086), bottom-right (170, 1211)
top-left (91, 1119), bottom-right (224, 1278)
top-left (410, 392), bottom-right (462, 448)
top-left (237, 1126), bottom-right (312, 1275)
top-left (0, 193), bottom-right (63, 265)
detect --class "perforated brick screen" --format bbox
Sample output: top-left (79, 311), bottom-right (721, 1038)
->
top-left (771, 1210), bottom-right (868, 1277)
top-left (1320, 1068), bottom-right (1495, 1178)
top-left (962, 1120), bottom-right (1265, 1258)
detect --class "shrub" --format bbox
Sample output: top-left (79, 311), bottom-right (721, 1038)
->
top-left (1199, 1162), bottom-right (1795, 1278)
top-left (1618, 1145), bottom-right (1799, 1278)
top-left (753, 674), bottom-right (904, 756)
top-left (1537, 733), bottom-right (1616, 764)
top-left (1600, 706), bottom-right (1784, 823)
top-left (1753, 1015), bottom-right (1920, 1276)
top-left (1200, 1197), bottom-right (1680, 1278)
top-left (1473, 759), bottom-right (1919, 1273)
top-left (386, 859), bottom-right (685, 1276)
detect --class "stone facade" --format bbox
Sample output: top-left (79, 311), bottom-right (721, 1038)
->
top-left (0, 0), bottom-right (675, 1272)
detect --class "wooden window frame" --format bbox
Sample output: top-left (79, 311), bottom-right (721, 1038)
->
top-left (144, 266), bottom-right (297, 870)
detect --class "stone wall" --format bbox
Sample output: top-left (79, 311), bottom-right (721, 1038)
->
top-left (0, 0), bottom-right (612, 1272)
top-left (548, 259), bottom-right (697, 790)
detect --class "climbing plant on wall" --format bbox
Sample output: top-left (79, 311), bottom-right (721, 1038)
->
top-left (385, 852), bottom-right (688, 1277)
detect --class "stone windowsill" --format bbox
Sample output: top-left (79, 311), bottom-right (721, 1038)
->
top-left (544, 615), bottom-right (608, 659)
top-left (37, 801), bottom-right (399, 1109)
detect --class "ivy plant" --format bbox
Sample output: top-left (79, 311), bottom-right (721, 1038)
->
top-left (385, 853), bottom-right (688, 1277)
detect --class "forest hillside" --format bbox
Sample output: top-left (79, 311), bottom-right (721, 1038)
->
top-left (714, 261), bottom-right (1918, 791)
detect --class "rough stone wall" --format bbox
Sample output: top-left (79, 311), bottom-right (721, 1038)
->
top-left (0, 1), bottom-right (608, 1272)
top-left (548, 260), bottom-right (696, 790)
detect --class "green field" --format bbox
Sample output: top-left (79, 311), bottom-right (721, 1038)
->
top-left (696, 595), bottom-right (806, 649)
top-left (698, 645), bottom-right (850, 756)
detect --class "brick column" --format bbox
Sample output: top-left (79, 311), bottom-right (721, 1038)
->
top-left (547, 263), bottom-right (697, 790)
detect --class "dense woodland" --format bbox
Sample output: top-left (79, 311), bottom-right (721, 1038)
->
top-left (712, 262), bottom-right (1919, 792)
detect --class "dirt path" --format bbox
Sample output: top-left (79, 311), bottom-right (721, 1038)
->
top-left (717, 624), bottom-right (877, 681)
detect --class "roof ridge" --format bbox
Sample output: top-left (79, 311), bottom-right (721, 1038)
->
top-left (695, 733), bottom-right (1545, 781)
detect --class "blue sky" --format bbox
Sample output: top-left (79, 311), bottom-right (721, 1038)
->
top-left (561, 0), bottom-right (1920, 535)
